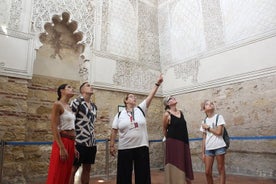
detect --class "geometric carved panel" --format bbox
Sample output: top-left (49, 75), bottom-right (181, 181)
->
top-left (31, 0), bottom-right (96, 47)
top-left (113, 60), bottom-right (158, 92)
top-left (173, 59), bottom-right (199, 83)
top-left (107, 0), bottom-right (138, 59)
top-left (39, 12), bottom-right (84, 60)
top-left (221, 0), bottom-right (276, 43)
top-left (170, 0), bottom-right (206, 62)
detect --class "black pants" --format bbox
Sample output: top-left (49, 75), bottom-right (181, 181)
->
top-left (117, 146), bottom-right (151, 184)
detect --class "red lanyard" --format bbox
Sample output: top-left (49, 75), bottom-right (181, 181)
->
top-left (127, 110), bottom-right (134, 122)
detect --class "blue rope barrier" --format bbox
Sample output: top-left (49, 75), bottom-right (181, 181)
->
top-left (230, 135), bottom-right (276, 140)
top-left (3, 136), bottom-right (276, 146)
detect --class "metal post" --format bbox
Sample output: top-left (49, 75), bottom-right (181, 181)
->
top-left (105, 139), bottom-right (110, 180)
top-left (0, 140), bottom-right (5, 183)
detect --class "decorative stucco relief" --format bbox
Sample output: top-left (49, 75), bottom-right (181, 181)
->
top-left (173, 59), bottom-right (199, 83)
top-left (39, 12), bottom-right (85, 60)
top-left (31, 0), bottom-right (96, 47)
top-left (138, 1), bottom-right (160, 70)
top-left (8, 0), bottom-right (22, 31)
top-left (79, 55), bottom-right (90, 83)
top-left (158, 4), bottom-right (171, 67)
top-left (201, 0), bottom-right (224, 49)
top-left (170, 0), bottom-right (206, 62)
top-left (158, 0), bottom-right (206, 65)
top-left (107, 0), bottom-right (138, 59)
top-left (113, 60), bottom-right (159, 91)
top-left (100, 0), bottom-right (109, 51)
top-left (221, 0), bottom-right (276, 44)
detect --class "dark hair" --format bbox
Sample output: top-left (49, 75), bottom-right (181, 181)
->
top-left (57, 84), bottom-right (67, 100)
top-left (79, 82), bottom-right (88, 93)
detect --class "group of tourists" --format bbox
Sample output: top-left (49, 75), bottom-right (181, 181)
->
top-left (46, 74), bottom-right (227, 184)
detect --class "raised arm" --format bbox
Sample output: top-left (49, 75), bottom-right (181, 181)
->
top-left (145, 74), bottom-right (163, 108)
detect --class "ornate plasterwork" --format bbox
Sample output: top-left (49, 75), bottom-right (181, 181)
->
top-left (138, 1), bottom-right (160, 70)
top-left (100, 0), bottom-right (109, 51)
top-left (31, 0), bottom-right (96, 47)
top-left (79, 55), bottom-right (90, 83)
top-left (158, 0), bottom-right (206, 65)
top-left (7, 0), bottom-right (22, 31)
top-left (201, 0), bottom-right (224, 50)
top-left (107, 0), bottom-right (138, 59)
top-left (220, 0), bottom-right (276, 44)
top-left (113, 60), bottom-right (159, 91)
top-left (39, 12), bottom-right (85, 59)
top-left (173, 59), bottom-right (199, 82)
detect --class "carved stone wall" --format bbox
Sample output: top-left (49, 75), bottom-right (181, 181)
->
top-left (0, 0), bottom-right (276, 183)
top-left (107, 0), bottom-right (138, 59)
top-left (31, 0), bottom-right (96, 47)
top-left (158, 0), bottom-right (276, 94)
top-left (138, 1), bottom-right (160, 70)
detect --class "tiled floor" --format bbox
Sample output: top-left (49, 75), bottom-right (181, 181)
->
top-left (84, 169), bottom-right (276, 184)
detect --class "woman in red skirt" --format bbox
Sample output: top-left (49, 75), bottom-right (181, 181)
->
top-left (46, 84), bottom-right (78, 184)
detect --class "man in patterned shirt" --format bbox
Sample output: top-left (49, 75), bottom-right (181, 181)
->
top-left (69, 82), bottom-right (97, 184)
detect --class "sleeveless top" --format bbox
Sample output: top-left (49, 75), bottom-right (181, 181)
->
top-left (166, 111), bottom-right (189, 144)
top-left (58, 109), bottom-right (76, 130)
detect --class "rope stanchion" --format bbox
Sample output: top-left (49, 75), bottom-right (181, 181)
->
top-left (105, 139), bottom-right (110, 181)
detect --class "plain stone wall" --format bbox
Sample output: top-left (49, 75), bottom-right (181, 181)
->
top-left (173, 75), bottom-right (276, 178)
top-left (0, 74), bottom-right (275, 183)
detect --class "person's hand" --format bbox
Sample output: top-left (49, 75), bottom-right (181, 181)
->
top-left (110, 146), bottom-right (116, 157)
top-left (156, 74), bottom-right (163, 85)
top-left (202, 153), bottom-right (206, 163)
top-left (202, 124), bottom-right (209, 130)
top-left (60, 147), bottom-right (68, 161)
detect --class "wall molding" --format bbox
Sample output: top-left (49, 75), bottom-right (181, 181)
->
top-left (0, 29), bottom-right (34, 40)
top-left (0, 29), bottom-right (35, 79)
top-left (92, 81), bottom-right (163, 97)
top-left (165, 29), bottom-right (276, 69)
top-left (163, 66), bottom-right (276, 96)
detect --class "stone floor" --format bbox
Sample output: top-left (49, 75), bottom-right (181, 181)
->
top-left (77, 169), bottom-right (276, 184)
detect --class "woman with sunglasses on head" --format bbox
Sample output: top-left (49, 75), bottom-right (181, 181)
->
top-left (200, 100), bottom-right (227, 184)
top-left (110, 74), bottom-right (163, 184)
top-left (163, 96), bottom-right (194, 184)
top-left (46, 84), bottom-right (78, 184)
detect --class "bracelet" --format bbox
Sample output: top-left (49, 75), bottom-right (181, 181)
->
top-left (155, 83), bottom-right (160, 87)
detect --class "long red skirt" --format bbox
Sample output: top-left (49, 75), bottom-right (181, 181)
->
top-left (46, 137), bottom-right (75, 184)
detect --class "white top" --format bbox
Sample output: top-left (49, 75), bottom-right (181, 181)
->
top-left (112, 100), bottom-right (148, 150)
top-left (200, 114), bottom-right (226, 150)
top-left (58, 109), bottom-right (76, 130)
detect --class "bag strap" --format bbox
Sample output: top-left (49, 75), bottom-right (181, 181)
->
top-left (118, 106), bottom-right (145, 118)
top-left (137, 106), bottom-right (145, 117)
top-left (215, 114), bottom-right (220, 126)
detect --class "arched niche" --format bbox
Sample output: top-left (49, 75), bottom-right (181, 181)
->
top-left (33, 12), bottom-right (89, 82)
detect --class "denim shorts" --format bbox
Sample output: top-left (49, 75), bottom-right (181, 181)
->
top-left (205, 147), bottom-right (226, 156)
